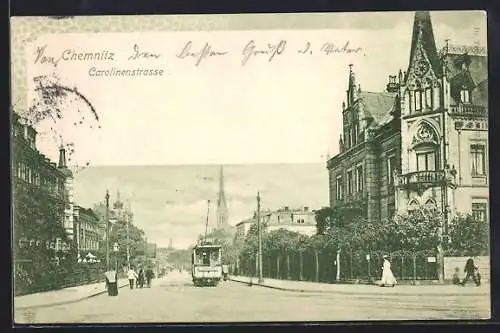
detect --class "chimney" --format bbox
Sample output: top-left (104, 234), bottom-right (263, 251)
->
top-left (304, 206), bottom-right (309, 212)
top-left (386, 75), bottom-right (399, 93)
top-left (58, 144), bottom-right (67, 168)
top-left (284, 206), bottom-right (289, 211)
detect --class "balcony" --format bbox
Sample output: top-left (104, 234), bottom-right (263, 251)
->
top-left (450, 104), bottom-right (487, 117)
top-left (396, 170), bottom-right (457, 192)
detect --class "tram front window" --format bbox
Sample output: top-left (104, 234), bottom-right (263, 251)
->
top-left (202, 252), bottom-right (209, 265)
top-left (195, 248), bottom-right (221, 266)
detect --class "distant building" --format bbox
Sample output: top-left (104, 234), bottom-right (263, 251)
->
top-left (235, 206), bottom-right (317, 238)
top-left (235, 218), bottom-right (255, 239)
top-left (73, 206), bottom-right (100, 257)
top-left (327, 11), bottom-right (488, 231)
top-left (146, 242), bottom-right (157, 258)
top-left (265, 206), bottom-right (317, 237)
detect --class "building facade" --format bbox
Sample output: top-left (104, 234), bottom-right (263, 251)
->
top-left (236, 206), bottom-right (317, 238)
top-left (73, 205), bottom-right (100, 257)
top-left (327, 11), bottom-right (488, 231)
top-left (12, 112), bottom-right (71, 256)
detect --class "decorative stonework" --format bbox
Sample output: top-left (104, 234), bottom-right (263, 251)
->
top-left (454, 119), bottom-right (488, 131)
top-left (411, 121), bottom-right (439, 146)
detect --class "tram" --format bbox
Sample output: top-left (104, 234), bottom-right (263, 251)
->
top-left (191, 242), bottom-right (223, 287)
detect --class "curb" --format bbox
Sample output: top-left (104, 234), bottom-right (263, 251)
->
top-left (15, 282), bottom-right (129, 311)
top-left (229, 278), bottom-right (488, 297)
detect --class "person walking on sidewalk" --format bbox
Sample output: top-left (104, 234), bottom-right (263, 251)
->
top-left (380, 255), bottom-right (397, 287)
top-left (136, 268), bottom-right (145, 288)
top-left (145, 267), bottom-right (155, 288)
top-left (460, 258), bottom-right (480, 287)
top-left (127, 267), bottom-right (138, 289)
top-left (105, 269), bottom-right (119, 296)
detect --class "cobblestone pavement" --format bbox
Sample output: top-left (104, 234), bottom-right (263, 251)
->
top-left (14, 272), bottom-right (490, 324)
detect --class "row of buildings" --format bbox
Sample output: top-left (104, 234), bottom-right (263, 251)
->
top-left (12, 112), bottom-right (134, 269)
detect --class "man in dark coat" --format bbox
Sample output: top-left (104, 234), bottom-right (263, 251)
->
top-left (460, 258), bottom-right (480, 286)
top-left (145, 268), bottom-right (155, 288)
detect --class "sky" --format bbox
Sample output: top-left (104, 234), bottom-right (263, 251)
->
top-left (17, 11), bottom-right (487, 248)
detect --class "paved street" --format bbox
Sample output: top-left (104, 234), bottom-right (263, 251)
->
top-left (15, 271), bottom-right (489, 324)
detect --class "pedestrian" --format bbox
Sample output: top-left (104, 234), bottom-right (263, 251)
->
top-left (222, 264), bottom-right (229, 281)
top-left (380, 255), bottom-right (397, 287)
top-left (145, 267), bottom-right (155, 288)
top-left (460, 258), bottom-right (480, 287)
top-left (452, 267), bottom-right (461, 285)
top-left (127, 267), bottom-right (138, 289)
top-left (137, 268), bottom-right (145, 288)
top-left (105, 269), bottom-right (119, 296)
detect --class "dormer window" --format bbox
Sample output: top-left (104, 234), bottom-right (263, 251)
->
top-left (460, 89), bottom-right (471, 104)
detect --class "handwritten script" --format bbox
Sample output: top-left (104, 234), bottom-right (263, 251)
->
top-left (176, 41), bottom-right (228, 66)
top-left (31, 40), bottom-right (363, 76)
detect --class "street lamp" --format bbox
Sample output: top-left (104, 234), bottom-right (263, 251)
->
top-left (105, 190), bottom-right (110, 271)
top-left (113, 242), bottom-right (119, 271)
top-left (257, 192), bottom-right (263, 283)
top-left (366, 254), bottom-right (371, 281)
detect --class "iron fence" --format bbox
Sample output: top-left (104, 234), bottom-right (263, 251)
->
top-left (237, 249), bottom-right (439, 284)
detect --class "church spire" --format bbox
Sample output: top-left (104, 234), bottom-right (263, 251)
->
top-left (346, 64), bottom-right (358, 107)
top-left (216, 165), bottom-right (228, 228)
top-left (407, 11), bottom-right (442, 78)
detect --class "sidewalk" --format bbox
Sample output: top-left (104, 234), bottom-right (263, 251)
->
top-left (14, 278), bottom-right (129, 310)
top-left (229, 276), bottom-right (489, 297)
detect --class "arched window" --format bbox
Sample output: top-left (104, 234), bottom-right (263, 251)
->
top-left (425, 198), bottom-right (437, 209)
top-left (411, 122), bottom-right (440, 172)
top-left (414, 90), bottom-right (422, 111)
top-left (424, 79), bottom-right (433, 109)
top-left (414, 81), bottom-right (423, 112)
top-left (405, 90), bottom-right (411, 114)
top-left (408, 199), bottom-right (419, 211)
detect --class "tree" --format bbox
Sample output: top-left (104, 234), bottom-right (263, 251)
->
top-left (108, 219), bottom-right (147, 269)
top-left (448, 213), bottom-right (489, 256)
top-left (315, 206), bottom-right (334, 235)
top-left (384, 207), bottom-right (442, 252)
top-left (315, 206), bottom-right (365, 280)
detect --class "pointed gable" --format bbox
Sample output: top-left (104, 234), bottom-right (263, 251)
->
top-left (407, 11), bottom-right (442, 80)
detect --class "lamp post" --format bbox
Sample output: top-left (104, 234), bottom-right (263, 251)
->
top-left (113, 242), bottom-right (119, 271)
top-left (257, 192), bottom-right (263, 283)
top-left (105, 190), bottom-right (110, 271)
top-left (126, 204), bottom-right (131, 270)
top-left (204, 200), bottom-right (211, 243)
top-left (366, 254), bottom-right (371, 281)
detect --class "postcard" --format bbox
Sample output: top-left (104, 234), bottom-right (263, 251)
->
top-left (11, 11), bottom-right (489, 324)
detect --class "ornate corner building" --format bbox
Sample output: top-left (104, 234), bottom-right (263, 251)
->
top-left (327, 11), bottom-right (488, 229)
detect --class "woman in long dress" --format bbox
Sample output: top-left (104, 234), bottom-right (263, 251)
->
top-left (105, 269), bottom-right (119, 296)
top-left (381, 255), bottom-right (397, 287)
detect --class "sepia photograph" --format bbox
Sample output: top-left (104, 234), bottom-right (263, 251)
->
top-left (10, 10), bottom-right (489, 324)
